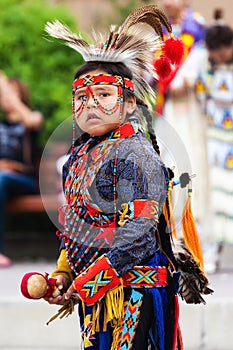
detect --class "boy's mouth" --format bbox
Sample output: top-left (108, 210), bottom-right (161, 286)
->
top-left (87, 113), bottom-right (100, 121)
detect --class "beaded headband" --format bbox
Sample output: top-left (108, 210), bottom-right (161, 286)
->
top-left (72, 74), bottom-right (134, 93)
top-left (73, 74), bottom-right (126, 117)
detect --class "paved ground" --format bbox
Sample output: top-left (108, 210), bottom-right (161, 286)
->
top-left (0, 260), bottom-right (233, 349)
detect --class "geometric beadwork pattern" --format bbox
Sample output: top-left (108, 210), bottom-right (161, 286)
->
top-left (122, 266), bottom-right (167, 288)
top-left (118, 289), bottom-right (143, 350)
top-left (73, 73), bottom-right (134, 92)
top-left (81, 269), bottom-right (118, 297)
top-left (73, 255), bottom-right (121, 305)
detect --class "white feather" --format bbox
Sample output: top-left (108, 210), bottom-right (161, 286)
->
top-left (45, 20), bottom-right (161, 101)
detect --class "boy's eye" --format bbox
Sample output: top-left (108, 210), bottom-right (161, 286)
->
top-left (99, 92), bottom-right (110, 97)
top-left (76, 95), bottom-right (86, 101)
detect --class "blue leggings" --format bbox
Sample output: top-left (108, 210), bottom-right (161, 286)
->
top-left (0, 171), bottom-right (37, 252)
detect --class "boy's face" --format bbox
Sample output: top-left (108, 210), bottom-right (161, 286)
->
top-left (74, 69), bottom-right (136, 137)
top-left (208, 46), bottom-right (233, 64)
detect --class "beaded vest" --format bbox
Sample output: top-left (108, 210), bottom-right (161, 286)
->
top-left (60, 121), bottom-right (140, 274)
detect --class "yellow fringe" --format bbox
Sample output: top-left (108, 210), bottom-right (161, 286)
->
top-left (182, 185), bottom-right (204, 271)
top-left (91, 301), bottom-right (102, 334)
top-left (110, 321), bottom-right (123, 350)
top-left (90, 283), bottom-right (124, 337)
top-left (163, 181), bottom-right (177, 238)
top-left (104, 284), bottom-right (124, 327)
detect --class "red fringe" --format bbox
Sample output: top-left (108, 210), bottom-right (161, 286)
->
top-left (172, 295), bottom-right (179, 350)
top-left (172, 296), bottom-right (184, 350)
top-left (178, 325), bottom-right (184, 350)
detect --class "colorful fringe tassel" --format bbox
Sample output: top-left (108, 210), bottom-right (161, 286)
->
top-left (181, 184), bottom-right (204, 271)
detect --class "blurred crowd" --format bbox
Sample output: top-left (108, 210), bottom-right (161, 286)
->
top-left (153, 0), bottom-right (233, 273)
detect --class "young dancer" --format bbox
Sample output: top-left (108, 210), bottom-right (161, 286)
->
top-left (37, 5), bottom-right (212, 350)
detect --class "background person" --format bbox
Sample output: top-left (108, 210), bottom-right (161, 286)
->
top-left (155, 0), bottom-right (208, 241)
top-left (195, 10), bottom-right (233, 272)
top-left (0, 71), bottom-right (43, 267)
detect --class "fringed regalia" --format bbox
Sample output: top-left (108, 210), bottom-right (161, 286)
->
top-left (55, 119), bottom-right (184, 350)
top-left (45, 5), bottom-right (213, 349)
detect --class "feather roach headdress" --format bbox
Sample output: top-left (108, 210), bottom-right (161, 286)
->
top-left (45, 5), bottom-right (184, 101)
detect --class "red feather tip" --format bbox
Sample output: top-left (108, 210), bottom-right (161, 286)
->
top-left (163, 36), bottom-right (184, 65)
top-left (154, 56), bottom-right (172, 81)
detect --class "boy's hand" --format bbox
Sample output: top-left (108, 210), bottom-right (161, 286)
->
top-left (44, 275), bottom-right (69, 305)
top-left (63, 283), bottom-right (76, 301)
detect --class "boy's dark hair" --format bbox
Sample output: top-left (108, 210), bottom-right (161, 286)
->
top-left (205, 9), bottom-right (233, 50)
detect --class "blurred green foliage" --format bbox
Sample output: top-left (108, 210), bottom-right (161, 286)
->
top-left (105, 0), bottom-right (141, 28)
top-left (113, 0), bottom-right (142, 20)
top-left (0, 0), bottom-right (84, 145)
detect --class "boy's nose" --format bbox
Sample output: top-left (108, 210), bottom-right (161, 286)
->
top-left (86, 94), bottom-right (96, 108)
top-left (85, 86), bottom-right (96, 108)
